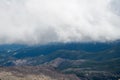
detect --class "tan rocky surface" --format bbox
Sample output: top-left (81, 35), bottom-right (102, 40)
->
top-left (0, 71), bottom-right (57, 80)
top-left (0, 66), bottom-right (80, 80)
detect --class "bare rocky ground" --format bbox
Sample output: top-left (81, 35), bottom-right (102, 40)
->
top-left (0, 66), bottom-right (80, 80)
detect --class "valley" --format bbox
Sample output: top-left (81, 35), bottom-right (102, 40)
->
top-left (0, 43), bottom-right (120, 80)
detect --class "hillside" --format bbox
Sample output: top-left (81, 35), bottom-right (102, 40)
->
top-left (0, 66), bottom-right (80, 80)
top-left (0, 43), bottom-right (120, 80)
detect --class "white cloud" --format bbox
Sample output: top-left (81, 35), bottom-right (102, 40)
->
top-left (0, 0), bottom-right (120, 45)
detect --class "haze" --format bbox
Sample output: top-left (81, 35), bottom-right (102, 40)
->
top-left (0, 0), bottom-right (120, 45)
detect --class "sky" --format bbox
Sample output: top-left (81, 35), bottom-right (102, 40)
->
top-left (0, 0), bottom-right (120, 45)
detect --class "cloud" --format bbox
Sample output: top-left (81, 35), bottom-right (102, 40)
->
top-left (0, 0), bottom-right (120, 45)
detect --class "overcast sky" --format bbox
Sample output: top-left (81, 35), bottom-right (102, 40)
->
top-left (0, 0), bottom-right (120, 45)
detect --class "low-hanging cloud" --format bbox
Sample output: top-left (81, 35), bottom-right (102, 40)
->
top-left (0, 0), bottom-right (120, 45)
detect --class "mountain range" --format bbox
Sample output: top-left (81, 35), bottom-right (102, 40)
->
top-left (0, 42), bottom-right (120, 80)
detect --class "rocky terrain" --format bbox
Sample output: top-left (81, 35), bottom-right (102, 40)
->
top-left (0, 66), bottom-right (80, 80)
top-left (0, 43), bottom-right (120, 80)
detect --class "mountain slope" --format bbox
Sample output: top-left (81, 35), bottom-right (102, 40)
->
top-left (0, 66), bottom-right (80, 80)
top-left (0, 42), bottom-right (120, 80)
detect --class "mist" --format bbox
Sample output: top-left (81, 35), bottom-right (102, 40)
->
top-left (0, 0), bottom-right (120, 45)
